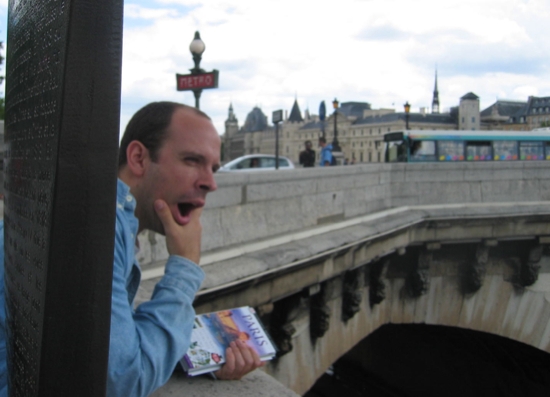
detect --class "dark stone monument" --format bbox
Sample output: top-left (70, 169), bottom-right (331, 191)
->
top-left (4, 0), bottom-right (123, 395)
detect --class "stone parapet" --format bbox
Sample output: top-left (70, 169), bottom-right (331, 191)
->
top-left (137, 162), bottom-right (550, 275)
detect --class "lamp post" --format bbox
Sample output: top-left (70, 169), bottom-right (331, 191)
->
top-left (272, 110), bottom-right (283, 170)
top-left (332, 98), bottom-right (341, 151)
top-left (176, 32), bottom-right (219, 108)
top-left (404, 101), bottom-right (411, 130)
top-left (189, 31), bottom-right (206, 109)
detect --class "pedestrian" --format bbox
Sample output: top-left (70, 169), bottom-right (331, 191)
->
top-left (318, 137), bottom-right (334, 166)
top-left (299, 140), bottom-right (316, 167)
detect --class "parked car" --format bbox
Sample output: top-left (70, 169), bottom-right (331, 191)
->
top-left (219, 154), bottom-right (295, 172)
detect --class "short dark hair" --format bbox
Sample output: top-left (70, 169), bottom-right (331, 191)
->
top-left (118, 101), bottom-right (211, 167)
top-left (318, 137), bottom-right (326, 144)
top-left (305, 140), bottom-right (312, 146)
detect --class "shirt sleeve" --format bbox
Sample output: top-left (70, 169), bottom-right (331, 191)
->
top-left (107, 216), bottom-right (204, 397)
top-left (321, 148), bottom-right (331, 166)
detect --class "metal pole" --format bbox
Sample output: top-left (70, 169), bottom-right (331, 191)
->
top-left (275, 122), bottom-right (279, 169)
top-left (193, 89), bottom-right (202, 110)
top-left (332, 111), bottom-right (340, 151)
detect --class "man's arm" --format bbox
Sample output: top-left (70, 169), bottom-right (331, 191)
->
top-left (107, 204), bottom-right (204, 397)
top-left (154, 201), bottom-right (264, 381)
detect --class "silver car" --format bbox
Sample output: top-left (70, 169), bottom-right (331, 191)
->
top-left (219, 154), bottom-right (295, 172)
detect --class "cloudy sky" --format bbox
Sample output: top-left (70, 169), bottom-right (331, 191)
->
top-left (1, 0), bottom-right (549, 136)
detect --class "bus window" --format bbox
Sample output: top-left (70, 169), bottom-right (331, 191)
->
top-left (386, 141), bottom-right (407, 162)
top-left (519, 142), bottom-right (544, 160)
top-left (466, 141), bottom-right (492, 161)
top-left (546, 142), bottom-right (550, 160)
top-left (437, 141), bottom-right (464, 161)
top-left (493, 141), bottom-right (518, 161)
top-left (410, 140), bottom-right (436, 162)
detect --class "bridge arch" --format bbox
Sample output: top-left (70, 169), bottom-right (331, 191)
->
top-left (263, 240), bottom-right (550, 394)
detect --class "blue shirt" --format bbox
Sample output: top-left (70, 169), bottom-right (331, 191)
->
top-left (319, 143), bottom-right (333, 166)
top-left (0, 179), bottom-right (205, 397)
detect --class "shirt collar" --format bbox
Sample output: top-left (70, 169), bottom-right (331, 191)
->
top-left (117, 178), bottom-right (136, 213)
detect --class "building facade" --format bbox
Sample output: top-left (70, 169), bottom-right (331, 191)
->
top-left (223, 79), bottom-right (546, 165)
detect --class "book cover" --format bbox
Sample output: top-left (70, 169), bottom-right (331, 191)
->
top-left (181, 306), bottom-right (277, 376)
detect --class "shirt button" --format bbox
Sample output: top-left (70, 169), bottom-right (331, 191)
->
top-left (126, 195), bottom-right (133, 202)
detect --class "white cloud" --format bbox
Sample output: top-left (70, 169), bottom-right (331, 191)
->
top-left (2, 0), bottom-right (550, 135)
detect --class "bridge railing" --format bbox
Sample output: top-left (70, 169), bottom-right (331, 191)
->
top-left (138, 161), bottom-right (550, 275)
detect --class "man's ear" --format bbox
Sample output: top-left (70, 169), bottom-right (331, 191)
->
top-left (125, 141), bottom-right (150, 177)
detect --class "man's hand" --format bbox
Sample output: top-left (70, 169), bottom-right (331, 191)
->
top-left (214, 340), bottom-right (264, 380)
top-left (154, 199), bottom-right (202, 264)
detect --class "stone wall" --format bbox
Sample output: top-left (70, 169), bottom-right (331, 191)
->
top-left (138, 161), bottom-right (550, 271)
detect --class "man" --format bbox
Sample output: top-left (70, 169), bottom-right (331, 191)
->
top-left (318, 137), bottom-right (333, 166)
top-left (0, 102), bottom-right (262, 397)
top-left (299, 140), bottom-right (316, 168)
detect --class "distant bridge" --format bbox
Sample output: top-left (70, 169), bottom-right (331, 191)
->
top-left (138, 162), bottom-right (550, 395)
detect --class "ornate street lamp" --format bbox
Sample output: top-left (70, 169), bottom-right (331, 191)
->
top-left (189, 31), bottom-right (206, 72)
top-left (404, 101), bottom-right (411, 130)
top-left (332, 98), bottom-right (341, 151)
top-left (176, 31), bottom-right (219, 109)
top-left (189, 31), bottom-right (206, 109)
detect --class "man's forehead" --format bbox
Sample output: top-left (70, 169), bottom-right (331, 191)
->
top-left (168, 108), bottom-right (217, 137)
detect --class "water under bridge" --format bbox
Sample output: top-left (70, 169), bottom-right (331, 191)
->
top-left (134, 161), bottom-right (550, 396)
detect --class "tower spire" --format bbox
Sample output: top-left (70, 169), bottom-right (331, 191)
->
top-left (432, 69), bottom-right (440, 114)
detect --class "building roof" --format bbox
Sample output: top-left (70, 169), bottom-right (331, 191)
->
top-left (527, 96), bottom-right (550, 116)
top-left (354, 112), bottom-right (454, 126)
top-left (338, 102), bottom-right (371, 118)
top-left (480, 100), bottom-right (527, 119)
top-left (461, 92), bottom-right (479, 100)
top-left (241, 107), bottom-right (268, 133)
top-left (288, 99), bottom-right (304, 122)
top-left (300, 120), bottom-right (324, 130)
top-left (226, 102), bottom-right (238, 122)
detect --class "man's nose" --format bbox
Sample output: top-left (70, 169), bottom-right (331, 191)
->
top-left (199, 169), bottom-right (217, 192)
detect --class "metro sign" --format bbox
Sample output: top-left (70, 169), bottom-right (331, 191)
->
top-left (176, 70), bottom-right (219, 91)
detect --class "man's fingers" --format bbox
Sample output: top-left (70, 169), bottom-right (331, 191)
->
top-left (236, 341), bottom-right (255, 375)
top-left (153, 199), bottom-right (202, 262)
top-left (189, 206), bottom-right (204, 221)
top-left (154, 199), bottom-right (175, 232)
top-left (213, 341), bottom-right (265, 381)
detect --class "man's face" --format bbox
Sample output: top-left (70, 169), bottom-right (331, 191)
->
top-left (318, 140), bottom-right (325, 148)
top-left (306, 142), bottom-right (312, 149)
top-left (136, 108), bottom-right (221, 234)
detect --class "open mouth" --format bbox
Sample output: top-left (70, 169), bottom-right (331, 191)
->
top-left (178, 203), bottom-right (196, 217)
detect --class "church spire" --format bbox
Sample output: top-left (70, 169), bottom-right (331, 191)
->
top-left (432, 69), bottom-right (440, 114)
top-left (227, 102), bottom-right (237, 122)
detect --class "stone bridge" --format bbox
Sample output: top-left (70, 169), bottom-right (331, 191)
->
top-left (137, 161), bottom-right (550, 396)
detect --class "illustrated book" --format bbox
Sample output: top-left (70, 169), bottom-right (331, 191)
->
top-left (180, 306), bottom-right (277, 376)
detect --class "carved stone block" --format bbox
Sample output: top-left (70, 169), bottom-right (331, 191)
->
top-left (342, 268), bottom-right (362, 323)
top-left (310, 284), bottom-right (331, 340)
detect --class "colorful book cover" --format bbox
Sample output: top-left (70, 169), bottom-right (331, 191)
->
top-left (181, 306), bottom-right (277, 376)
